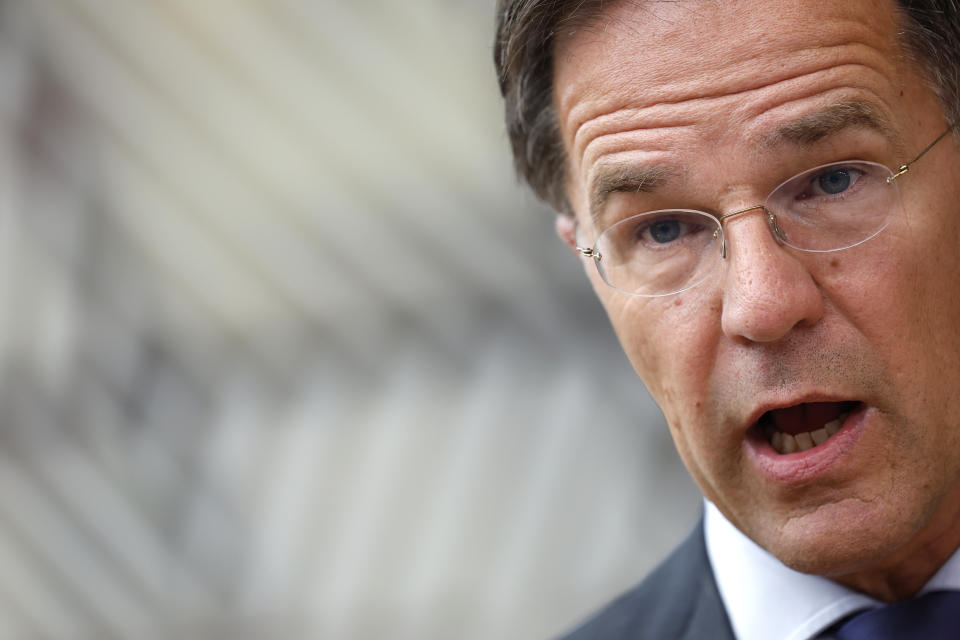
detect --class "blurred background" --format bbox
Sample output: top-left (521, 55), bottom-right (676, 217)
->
top-left (0, 0), bottom-right (701, 638)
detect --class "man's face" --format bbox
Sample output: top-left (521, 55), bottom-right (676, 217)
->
top-left (554, 0), bottom-right (960, 585)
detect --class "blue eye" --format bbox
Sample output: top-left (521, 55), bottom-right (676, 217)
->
top-left (647, 220), bottom-right (682, 243)
top-left (610, 212), bottom-right (711, 255)
top-left (816, 168), bottom-right (852, 195)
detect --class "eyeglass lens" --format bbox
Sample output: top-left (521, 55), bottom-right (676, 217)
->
top-left (592, 160), bottom-right (899, 297)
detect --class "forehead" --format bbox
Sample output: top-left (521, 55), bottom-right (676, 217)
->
top-left (554, 0), bottom-right (902, 123)
top-left (552, 0), bottom-right (913, 212)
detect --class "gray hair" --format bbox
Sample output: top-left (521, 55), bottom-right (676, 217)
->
top-left (493, 0), bottom-right (960, 215)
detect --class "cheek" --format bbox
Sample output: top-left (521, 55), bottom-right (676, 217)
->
top-left (890, 242), bottom-right (960, 418)
top-left (592, 282), bottom-right (734, 496)
top-left (846, 229), bottom-right (957, 366)
top-left (597, 287), bottom-right (720, 410)
top-left (831, 221), bottom-right (960, 441)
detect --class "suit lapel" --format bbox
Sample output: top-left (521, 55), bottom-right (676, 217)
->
top-left (677, 525), bottom-right (736, 640)
top-left (675, 518), bottom-right (736, 640)
top-left (556, 516), bottom-right (736, 639)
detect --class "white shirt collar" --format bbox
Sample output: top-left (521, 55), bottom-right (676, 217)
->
top-left (704, 500), bottom-right (960, 640)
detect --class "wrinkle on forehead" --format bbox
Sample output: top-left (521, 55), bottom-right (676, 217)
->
top-left (583, 98), bottom-right (902, 224)
top-left (554, 1), bottom-right (903, 162)
top-left (569, 52), bottom-right (898, 169)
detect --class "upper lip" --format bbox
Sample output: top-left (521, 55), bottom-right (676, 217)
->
top-left (741, 393), bottom-right (864, 433)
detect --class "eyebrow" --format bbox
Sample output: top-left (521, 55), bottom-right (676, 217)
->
top-left (586, 99), bottom-right (898, 226)
top-left (588, 163), bottom-right (676, 224)
top-left (764, 99), bottom-right (896, 148)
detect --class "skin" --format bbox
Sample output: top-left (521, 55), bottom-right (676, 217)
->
top-left (552, 0), bottom-right (960, 601)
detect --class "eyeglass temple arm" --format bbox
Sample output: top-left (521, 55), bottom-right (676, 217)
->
top-left (888, 124), bottom-right (956, 182)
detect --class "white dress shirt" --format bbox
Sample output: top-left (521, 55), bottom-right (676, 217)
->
top-left (704, 500), bottom-right (960, 640)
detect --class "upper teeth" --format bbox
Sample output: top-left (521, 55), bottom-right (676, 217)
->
top-left (766, 413), bottom-right (848, 455)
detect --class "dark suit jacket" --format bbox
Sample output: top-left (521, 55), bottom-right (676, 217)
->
top-left (558, 519), bottom-right (735, 639)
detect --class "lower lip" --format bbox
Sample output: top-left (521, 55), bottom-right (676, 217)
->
top-left (743, 404), bottom-right (870, 484)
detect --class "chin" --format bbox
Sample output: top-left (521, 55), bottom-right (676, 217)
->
top-left (750, 497), bottom-right (926, 579)
top-left (771, 534), bottom-right (898, 579)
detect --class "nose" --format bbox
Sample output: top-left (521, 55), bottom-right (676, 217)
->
top-left (719, 212), bottom-right (824, 343)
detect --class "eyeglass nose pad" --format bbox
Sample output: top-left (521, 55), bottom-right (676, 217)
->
top-left (766, 211), bottom-right (788, 245)
top-left (714, 227), bottom-right (727, 259)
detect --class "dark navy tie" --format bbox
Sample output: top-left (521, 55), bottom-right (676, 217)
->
top-left (829, 590), bottom-right (960, 640)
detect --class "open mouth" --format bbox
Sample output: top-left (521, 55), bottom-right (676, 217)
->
top-left (756, 401), bottom-right (860, 455)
